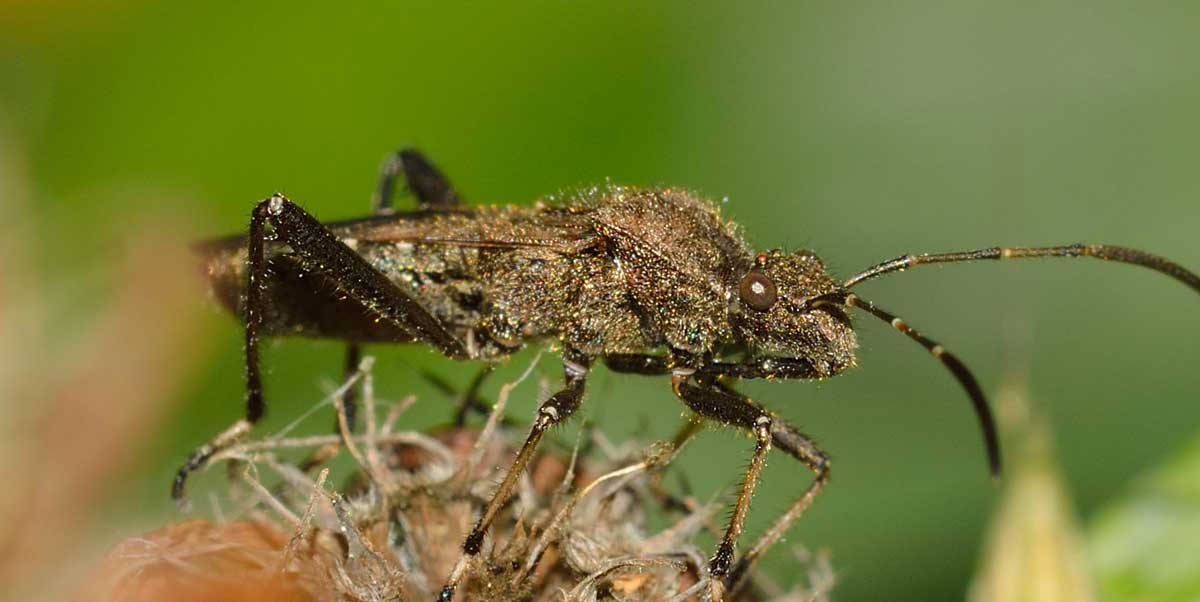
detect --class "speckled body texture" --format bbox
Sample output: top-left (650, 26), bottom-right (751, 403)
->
top-left (202, 185), bottom-right (857, 373)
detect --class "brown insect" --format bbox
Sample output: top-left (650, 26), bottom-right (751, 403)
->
top-left (181, 148), bottom-right (1200, 600)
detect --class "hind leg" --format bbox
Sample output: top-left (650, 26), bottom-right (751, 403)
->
top-left (374, 147), bottom-right (462, 212)
top-left (305, 147), bottom-right (459, 468)
top-left (172, 194), bottom-right (469, 505)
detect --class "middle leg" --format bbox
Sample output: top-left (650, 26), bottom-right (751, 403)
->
top-left (438, 352), bottom-right (591, 601)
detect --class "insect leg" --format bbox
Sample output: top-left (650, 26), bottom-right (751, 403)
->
top-left (289, 145), bottom-right (459, 475)
top-left (306, 148), bottom-right (425, 469)
top-left (334, 147), bottom-right (449, 435)
top-left (728, 417), bottom-right (829, 594)
top-left (320, 147), bottom-right (454, 450)
top-left (173, 194), bottom-right (469, 504)
top-left (419, 365), bottom-right (502, 426)
top-left (171, 194), bottom-right (279, 503)
top-left (438, 353), bottom-right (590, 602)
top-left (373, 147), bottom-right (461, 213)
top-left (672, 375), bottom-right (830, 596)
top-left (328, 147), bottom-right (433, 442)
top-left (260, 195), bottom-right (467, 356)
top-left (607, 353), bottom-right (832, 589)
top-left (671, 377), bottom-right (773, 583)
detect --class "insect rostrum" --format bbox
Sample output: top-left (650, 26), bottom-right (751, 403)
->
top-left (181, 148), bottom-right (1200, 601)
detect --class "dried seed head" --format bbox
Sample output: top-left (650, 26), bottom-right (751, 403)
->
top-left (92, 361), bottom-right (833, 601)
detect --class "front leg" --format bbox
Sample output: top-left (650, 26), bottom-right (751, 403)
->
top-left (437, 352), bottom-right (590, 602)
top-left (672, 375), bottom-right (830, 599)
top-left (306, 147), bottom-right (456, 471)
top-left (672, 376), bottom-right (774, 581)
top-left (728, 417), bottom-right (830, 594)
top-left (607, 355), bottom-right (831, 596)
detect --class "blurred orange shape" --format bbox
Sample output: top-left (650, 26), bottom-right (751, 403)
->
top-left (89, 519), bottom-right (315, 602)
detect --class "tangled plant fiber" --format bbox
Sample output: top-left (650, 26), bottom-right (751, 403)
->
top-left (94, 356), bottom-right (833, 602)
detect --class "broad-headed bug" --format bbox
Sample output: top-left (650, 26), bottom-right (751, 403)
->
top-left (182, 148), bottom-right (1200, 600)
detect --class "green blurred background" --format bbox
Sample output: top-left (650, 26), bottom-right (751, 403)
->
top-left (3, 2), bottom-right (1198, 600)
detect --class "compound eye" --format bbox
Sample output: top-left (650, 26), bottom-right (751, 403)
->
top-left (739, 271), bottom-right (778, 312)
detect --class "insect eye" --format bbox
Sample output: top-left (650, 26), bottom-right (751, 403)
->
top-left (738, 271), bottom-right (778, 312)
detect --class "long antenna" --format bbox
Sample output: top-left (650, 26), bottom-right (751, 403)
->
top-left (812, 293), bottom-right (1002, 478)
top-left (844, 244), bottom-right (1200, 292)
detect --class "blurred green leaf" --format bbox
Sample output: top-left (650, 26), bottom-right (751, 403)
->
top-left (1089, 434), bottom-right (1200, 601)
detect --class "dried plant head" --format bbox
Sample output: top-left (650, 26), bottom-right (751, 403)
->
top-left (90, 359), bottom-right (834, 601)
